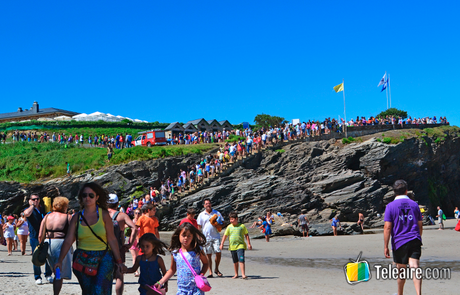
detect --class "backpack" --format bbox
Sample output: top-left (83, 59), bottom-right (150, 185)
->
top-left (111, 211), bottom-right (123, 247)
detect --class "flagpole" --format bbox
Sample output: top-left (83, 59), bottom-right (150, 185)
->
top-left (385, 71), bottom-right (388, 109)
top-left (343, 79), bottom-right (347, 137)
top-left (389, 73), bottom-right (392, 108)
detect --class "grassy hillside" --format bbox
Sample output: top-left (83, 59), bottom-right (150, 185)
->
top-left (0, 142), bottom-right (218, 183)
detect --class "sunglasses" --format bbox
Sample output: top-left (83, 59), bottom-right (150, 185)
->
top-left (31, 198), bottom-right (39, 201)
top-left (81, 193), bottom-right (96, 199)
top-left (134, 212), bottom-right (140, 215)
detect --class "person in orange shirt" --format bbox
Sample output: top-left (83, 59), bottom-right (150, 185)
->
top-left (136, 204), bottom-right (159, 239)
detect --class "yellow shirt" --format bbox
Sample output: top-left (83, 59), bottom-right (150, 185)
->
top-left (77, 208), bottom-right (109, 251)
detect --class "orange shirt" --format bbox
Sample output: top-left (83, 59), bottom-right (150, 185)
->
top-left (136, 215), bottom-right (159, 238)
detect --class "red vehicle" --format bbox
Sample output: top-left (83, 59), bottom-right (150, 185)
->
top-left (132, 130), bottom-right (167, 147)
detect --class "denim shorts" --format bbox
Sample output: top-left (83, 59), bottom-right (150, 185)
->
top-left (231, 249), bottom-right (245, 263)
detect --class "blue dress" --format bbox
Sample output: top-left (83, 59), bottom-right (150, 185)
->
top-left (138, 255), bottom-right (163, 295)
top-left (263, 221), bottom-right (272, 236)
top-left (173, 250), bottom-right (204, 295)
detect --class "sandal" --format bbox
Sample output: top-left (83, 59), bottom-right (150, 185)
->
top-left (215, 270), bottom-right (223, 277)
top-left (207, 274), bottom-right (213, 278)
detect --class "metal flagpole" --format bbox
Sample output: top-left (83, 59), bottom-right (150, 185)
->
top-left (385, 71), bottom-right (388, 109)
top-left (343, 79), bottom-right (347, 137)
top-left (389, 73), bottom-right (392, 108)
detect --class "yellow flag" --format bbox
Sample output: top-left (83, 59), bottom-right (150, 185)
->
top-left (333, 82), bottom-right (344, 93)
top-left (334, 82), bottom-right (343, 93)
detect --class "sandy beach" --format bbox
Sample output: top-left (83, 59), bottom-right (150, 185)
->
top-left (1, 219), bottom-right (459, 295)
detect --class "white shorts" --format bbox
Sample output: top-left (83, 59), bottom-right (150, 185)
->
top-left (3, 232), bottom-right (14, 239)
top-left (204, 238), bottom-right (221, 255)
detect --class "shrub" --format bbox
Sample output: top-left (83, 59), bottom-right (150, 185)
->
top-left (225, 135), bottom-right (246, 143)
top-left (342, 138), bottom-right (350, 144)
top-left (376, 138), bottom-right (381, 142)
top-left (390, 137), bottom-right (401, 144)
top-left (383, 137), bottom-right (392, 144)
top-left (275, 149), bottom-right (285, 153)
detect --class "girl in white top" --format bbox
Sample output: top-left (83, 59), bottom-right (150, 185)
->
top-left (2, 216), bottom-right (16, 255)
top-left (16, 212), bottom-right (29, 255)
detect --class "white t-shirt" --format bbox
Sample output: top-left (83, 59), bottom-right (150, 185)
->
top-left (17, 218), bottom-right (29, 235)
top-left (197, 209), bottom-right (223, 240)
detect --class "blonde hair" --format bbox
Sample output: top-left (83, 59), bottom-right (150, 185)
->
top-left (53, 196), bottom-right (69, 213)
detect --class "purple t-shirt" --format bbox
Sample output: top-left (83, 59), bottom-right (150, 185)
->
top-left (384, 196), bottom-right (422, 250)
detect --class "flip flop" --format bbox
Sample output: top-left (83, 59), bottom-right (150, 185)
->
top-left (215, 271), bottom-right (223, 277)
top-left (207, 274), bottom-right (213, 278)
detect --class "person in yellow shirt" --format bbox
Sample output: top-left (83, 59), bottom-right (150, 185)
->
top-left (219, 212), bottom-right (252, 279)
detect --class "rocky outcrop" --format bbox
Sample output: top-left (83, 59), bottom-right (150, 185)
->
top-left (1, 133), bottom-right (459, 236)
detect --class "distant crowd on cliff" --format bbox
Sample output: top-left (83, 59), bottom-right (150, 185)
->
top-left (0, 115), bottom-right (448, 147)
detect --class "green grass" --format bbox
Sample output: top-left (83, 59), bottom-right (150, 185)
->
top-left (225, 134), bottom-right (246, 143)
top-left (381, 137), bottom-right (401, 144)
top-left (342, 136), bottom-right (356, 144)
top-left (0, 142), bottom-right (217, 183)
top-left (275, 149), bottom-right (285, 153)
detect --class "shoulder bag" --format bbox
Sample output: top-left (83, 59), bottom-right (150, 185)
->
top-left (72, 212), bottom-right (109, 276)
top-left (32, 215), bottom-right (49, 266)
top-left (179, 249), bottom-right (211, 292)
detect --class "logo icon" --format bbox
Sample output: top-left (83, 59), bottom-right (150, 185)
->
top-left (343, 251), bottom-right (371, 285)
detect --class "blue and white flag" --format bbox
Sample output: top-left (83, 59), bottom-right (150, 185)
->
top-left (377, 73), bottom-right (386, 87)
top-left (381, 76), bottom-right (389, 92)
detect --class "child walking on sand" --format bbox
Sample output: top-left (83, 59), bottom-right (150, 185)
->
top-left (157, 223), bottom-right (209, 295)
top-left (259, 216), bottom-right (272, 242)
top-left (125, 233), bottom-right (168, 294)
top-left (219, 212), bottom-right (252, 279)
top-left (2, 216), bottom-right (16, 255)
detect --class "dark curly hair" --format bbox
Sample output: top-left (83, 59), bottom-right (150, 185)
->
top-left (139, 233), bottom-right (168, 256)
top-left (77, 182), bottom-right (108, 210)
top-left (169, 222), bottom-right (206, 254)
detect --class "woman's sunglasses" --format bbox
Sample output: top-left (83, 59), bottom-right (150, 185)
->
top-left (81, 193), bottom-right (96, 199)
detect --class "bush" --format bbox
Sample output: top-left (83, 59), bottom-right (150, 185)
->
top-left (342, 137), bottom-right (356, 144)
top-left (0, 120), bottom-right (169, 132)
top-left (391, 137), bottom-right (401, 144)
top-left (275, 149), bottom-right (285, 153)
top-left (376, 138), bottom-right (381, 142)
top-left (225, 135), bottom-right (246, 143)
top-left (377, 108), bottom-right (408, 119)
top-left (383, 137), bottom-right (392, 144)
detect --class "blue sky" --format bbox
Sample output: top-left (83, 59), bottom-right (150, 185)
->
top-left (1, 1), bottom-right (459, 126)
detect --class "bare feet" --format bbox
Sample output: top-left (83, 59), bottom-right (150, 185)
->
top-left (241, 276), bottom-right (248, 279)
top-left (232, 275), bottom-right (238, 279)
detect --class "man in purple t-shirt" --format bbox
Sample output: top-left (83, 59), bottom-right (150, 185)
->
top-left (384, 180), bottom-right (423, 295)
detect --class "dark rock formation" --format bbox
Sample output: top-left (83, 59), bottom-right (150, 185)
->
top-left (1, 134), bottom-right (459, 237)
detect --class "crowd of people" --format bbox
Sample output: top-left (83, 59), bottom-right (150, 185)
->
top-left (0, 114), bottom-right (448, 147)
top-left (0, 185), bottom-right (254, 295)
top-left (1, 179), bottom-right (458, 295)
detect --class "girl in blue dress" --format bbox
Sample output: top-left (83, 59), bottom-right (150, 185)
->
top-left (259, 216), bottom-right (272, 242)
top-left (126, 233), bottom-right (168, 294)
top-left (157, 223), bottom-right (208, 295)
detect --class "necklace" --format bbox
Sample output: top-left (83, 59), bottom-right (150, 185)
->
top-left (145, 254), bottom-right (155, 261)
